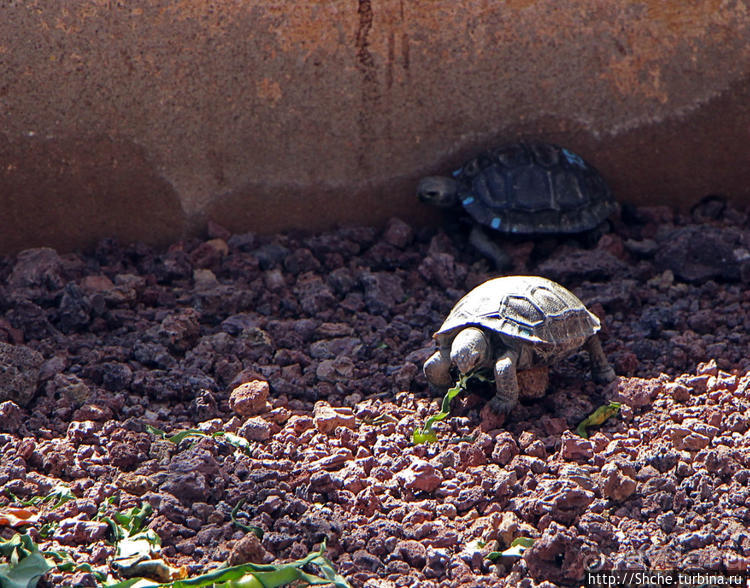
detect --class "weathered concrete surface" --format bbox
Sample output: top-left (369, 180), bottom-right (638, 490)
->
top-left (1, 1), bottom-right (750, 253)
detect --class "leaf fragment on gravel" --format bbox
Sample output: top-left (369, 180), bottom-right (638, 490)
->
top-left (413, 372), bottom-right (489, 444)
top-left (98, 502), bottom-right (188, 583)
top-left (3, 484), bottom-right (75, 511)
top-left (486, 536), bottom-right (535, 561)
top-left (230, 499), bottom-right (264, 539)
top-left (144, 424), bottom-right (252, 454)
top-left (102, 540), bottom-right (351, 588)
top-left (576, 401), bottom-right (622, 438)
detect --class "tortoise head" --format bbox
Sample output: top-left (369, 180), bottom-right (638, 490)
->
top-left (417, 176), bottom-right (459, 208)
top-left (450, 327), bottom-right (490, 375)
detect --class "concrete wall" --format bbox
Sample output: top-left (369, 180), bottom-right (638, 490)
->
top-left (2, 1), bottom-right (750, 253)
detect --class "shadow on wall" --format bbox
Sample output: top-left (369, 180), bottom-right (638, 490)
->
top-left (0, 134), bottom-right (186, 255)
top-left (2, 76), bottom-right (750, 256)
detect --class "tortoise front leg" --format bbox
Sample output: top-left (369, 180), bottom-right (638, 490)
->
top-left (585, 335), bottom-right (616, 384)
top-left (469, 225), bottom-right (512, 271)
top-left (489, 348), bottom-right (520, 414)
top-left (424, 346), bottom-right (453, 392)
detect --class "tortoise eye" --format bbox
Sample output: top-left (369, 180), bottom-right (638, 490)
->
top-left (463, 159), bottom-right (480, 176)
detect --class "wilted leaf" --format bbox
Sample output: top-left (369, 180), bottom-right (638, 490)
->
top-left (576, 402), bottom-right (622, 438)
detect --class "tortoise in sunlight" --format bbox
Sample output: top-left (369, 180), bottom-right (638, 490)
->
top-left (424, 275), bottom-right (616, 413)
top-left (417, 142), bottom-right (616, 268)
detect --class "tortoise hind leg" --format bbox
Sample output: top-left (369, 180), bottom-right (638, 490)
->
top-left (489, 349), bottom-right (520, 414)
top-left (469, 225), bottom-right (512, 271)
top-left (585, 335), bottom-right (616, 384)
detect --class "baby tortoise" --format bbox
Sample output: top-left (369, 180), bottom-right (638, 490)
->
top-left (417, 141), bottom-right (616, 268)
top-left (424, 275), bottom-right (616, 413)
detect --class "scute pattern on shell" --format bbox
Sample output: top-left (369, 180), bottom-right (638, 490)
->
top-left (455, 142), bottom-right (616, 234)
top-left (435, 276), bottom-right (600, 347)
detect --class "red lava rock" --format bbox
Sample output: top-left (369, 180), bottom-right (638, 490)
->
top-left (0, 401), bottom-right (24, 434)
top-left (382, 218), bottom-right (414, 249)
top-left (0, 317), bottom-right (24, 344)
top-left (66, 420), bottom-right (99, 443)
top-left (679, 373), bottom-right (711, 393)
top-left (517, 366), bottom-right (550, 399)
top-left (697, 358), bottom-right (719, 376)
top-left (418, 252), bottom-right (464, 290)
top-left (667, 381), bottom-right (691, 402)
top-left (560, 431), bottom-right (594, 461)
top-left (316, 357), bottom-right (356, 382)
top-left (530, 478), bottom-right (596, 524)
top-left (599, 462), bottom-right (638, 502)
top-left (655, 225), bottom-right (747, 282)
top-left (284, 248), bottom-right (321, 274)
top-left (355, 486), bottom-right (382, 517)
top-left (610, 376), bottom-right (666, 408)
top-left (190, 238), bottom-right (229, 269)
top-left (457, 442), bottom-right (487, 467)
top-left (395, 539), bottom-right (427, 568)
top-left (396, 458), bottom-right (443, 493)
top-left (160, 445), bottom-right (226, 503)
top-left (359, 271), bottom-right (405, 315)
top-left (8, 247), bottom-right (63, 289)
top-left (229, 380), bottom-right (270, 416)
top-left (238, 416), bottom-right (273, 442)
top-left (73, 402), bottom-right (113, 422)
top-left (310, 448), bottom-right (354, 472)
top-left (158, 309), bottom-right (201, 353)
top-left (480, 403), bottom-right (507, 431)
top-left (54, 515), bottom-right (109, 545)
top-left (0, 342), bottom-right (43, 406)
top-left (523, 521), bottom-right (590, 584)
top-left (293, 273), bottom-right (336, 314)
top-left (288, 415), bottom-right (314, 434)
top-left (80, 274), bottom-right (116, 294)
top-left (313, 402), bottom-right (356, 434)
top-left (228, 533), bottom-right (272, 565)
top-left (536, 247), bottom-right (628, 282)
top-left (669, 426), bottom-right (711, 451)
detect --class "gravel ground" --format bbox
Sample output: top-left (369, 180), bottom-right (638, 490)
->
top-left (3, 199), bottom-right (750, 587)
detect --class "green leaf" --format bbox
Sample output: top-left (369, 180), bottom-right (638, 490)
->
top-left (576, 402), bottom-right (622, 438)
top-left (146, 424), bottom-right (254, 456)
top-left (230, 500), bottom-right (264, 539)
top-left (100, 503), bottom-right (153, 543)
top-left (42, 483), bottom-right (76, 509)
top-left (0, 550), bottom-right (53, 588)
top-left (486, 536), bottom-right (535, 561)
top-left (143, 424), bottom-right (168, 439)
top-left (213, 432), bottom-right (251, 454)
top-left (103, 541), bottom-right (352, 588)
top-left (413, 371), bottom-right (490, 444)
top-left (0, 534), bottom-right (36, 561)
top-left (165, 429), bottom-right (206, 444)
top-left (0, 535), bottom-right (54, 588)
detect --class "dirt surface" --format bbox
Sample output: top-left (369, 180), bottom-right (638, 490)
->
top-left (3, 200), bottom-right (750, 587)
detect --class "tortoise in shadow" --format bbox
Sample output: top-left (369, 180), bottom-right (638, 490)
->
top-left (417, 142), bottom-right (616, 269)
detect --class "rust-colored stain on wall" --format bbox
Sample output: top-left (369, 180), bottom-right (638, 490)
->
top-left (1, 1), bottom-right (750, 253)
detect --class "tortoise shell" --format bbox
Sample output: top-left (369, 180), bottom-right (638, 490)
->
top-left (453, 142), bottom-right (615, 234)
top-left (435, 276), bottom-right (600, 350)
